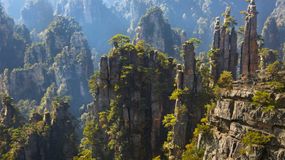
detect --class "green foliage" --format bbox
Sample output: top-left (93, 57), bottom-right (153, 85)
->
top-left (75, 121), bottom-right (98, 160)
top-left (205, 102), bottom-right (216, 115)
top-left (89, 72), bottom-right (100, 98)
top-left (152, 156), bottom-right (161, 160)
top-left (135, 40), bottom-right (146, 53)
top-left (266, 81), bottom-right (285, 92)
top-left (15, 100), bottom-right (37, 121)
top-left (52, 96), bottom-right (71, 110)
top-left (223, 7), bottom-right (237, 29)
top-left (259, 48), bottom-right (278, 58)
top-left (252, 91), bottom-right (276, 113)
top-left (187, 38), bottom-right (202, 48)
top-left (266, 61), bottom-right (283, 80)
top-left (122, 43), bottom-right (136, 53)
top-left (242, 131), bottom-right (272, 147)
top-left (182, 142), bottom-right (204, 160)
top-left (162, 114), bottom-right (176, 129)
top-left (73, 149), bottom-right (96, 160)
top-left (109, 34), bottom-right (130, 48)
top-left (207, 48), bottom-right (219, 60)
top-left (169, 88), bottom-right (190, 100)
top-left (193, 123), bottom-right (211, 138)
top-left (217, 71), bottom-right (233, 89)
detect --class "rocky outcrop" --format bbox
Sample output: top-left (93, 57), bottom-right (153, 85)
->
top-left (241, 0), bottom-right (259, 78)
top-left (172, 41), bottom-right (197, 151)
top-left (183, 41), bottom-right (196, 90)
top-left (198, 78), bottom-right (285, 160)
top-left (262, 0), bottom-right (285, 52)
top-left (0, 16), bottom-right (93, 115)
top-left (170, 41), bottom-right (207, 159)
top-left (136, 7), bottom-right (186, 58)
top-left (0, 64), bottom-right (52, 101)
top-left (210, 7), bottom-right (238, 81)
top-left (108, 0), bottom-right (276, 52)
top-left (90, 43), bottom-right (176, 159)
top-left (0, 5), bottom-right (30, 72)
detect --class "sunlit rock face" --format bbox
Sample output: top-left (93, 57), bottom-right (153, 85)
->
top-left (199, 78), bottom-right (285, 160)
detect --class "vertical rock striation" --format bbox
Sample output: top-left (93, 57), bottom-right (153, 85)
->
top-left (241, 0), bottom-right (259, 78)
top-left (136, 7), bottom-right (186, 58)
top-left (90, 43), bottom-right (176, 159)
top-left (171, 40), bottom-right (205, 159)
top-left (210, 7), bottom-right (238, 81)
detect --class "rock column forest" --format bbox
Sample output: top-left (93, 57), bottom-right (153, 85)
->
top-left (0, 0), bottom-right (285, 160)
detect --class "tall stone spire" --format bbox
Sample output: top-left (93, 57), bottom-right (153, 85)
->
top-left (183, 41), bottom-right (196, 91)
top-left (241, 0), bottom-right (259, 78)
top-left (213, 17), bottom-right (221, 49)
top-left (210, 17), bottom-right (221, 81)
top-left (210, 7), bottom-right (238, 81)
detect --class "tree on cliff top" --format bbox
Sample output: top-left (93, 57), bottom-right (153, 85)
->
top-left (109, 34), bottom-right (130, 48)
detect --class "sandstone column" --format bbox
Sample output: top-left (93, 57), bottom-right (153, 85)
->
top-left (211, 17), bottom-right (221, 81)
top-left (241, 0), bottom-right (259, 78)
top-left (183, 41), bottom-right (196, 91)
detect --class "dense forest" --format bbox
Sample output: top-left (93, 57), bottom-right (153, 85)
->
top-left (0, 0), bottom-right (285, 160)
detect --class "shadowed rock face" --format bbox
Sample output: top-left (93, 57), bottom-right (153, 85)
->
top-left (91, 45), bottom-right (176, 159)
top-left (262, 0), bottom-right (285, 52)
top-left (136, 7), bottom-right (186, 58)
top-left (21, 0), bottom-right (54, 32)
top-left (55, 0), bottom-right (128, 53)
top-left (0, 6), bottom-right (30, 72)
top-left (0, 16), bottom-right (94, 115)
top-left (241, 0), bottom-right (259, 78)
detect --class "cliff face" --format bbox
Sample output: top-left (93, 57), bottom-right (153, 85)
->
top-left (0, 16), bottom-right (93, 115)
top-left (0, 6), bottom-right (30, 72)
top-left (106, 0), bottom-right (276, 52)
top-left (262, 0), bottom-right (285, 52)
top-left (199, 75), bottom-right (285, 159)
top-left (241, 0), bottom-right (259, 78)
top-left (21, 0), bottom-right (54, 32)
top-left (88, 41), bottom-right (177, 159)
top-left (136, 7), bottom-right (186, 58)
top-left (55, 0), bottom-right (128, 53)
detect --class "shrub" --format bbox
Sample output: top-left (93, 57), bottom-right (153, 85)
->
top-left (162, 114), bottom-right (176, 129)
top-left (242, 131), bottom-right (272, 147)
top-left (109, 34), bottom-right (130, 48)
top-left (252, 91), bottom-right (276, 112)
top-left (266, 81), bottom-right (285, 92)
top-left (205, 102), bottom-right (216, 115)
top-left (266, 61), bottom-right (282, 79)
top-left (182, 142), bottom-right (204, 160)
top-left (193, 124), bottom-right (211, 138)
top-left (169, 88), bottom-right (190, 100)
top-left (217, 71), bottom-right (233, 89)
